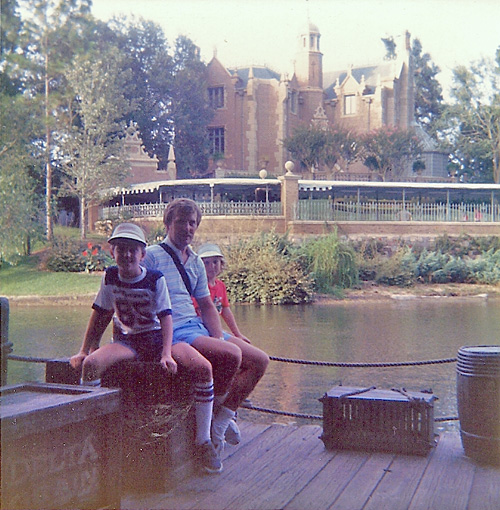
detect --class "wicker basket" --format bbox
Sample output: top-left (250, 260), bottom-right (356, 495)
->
top-left (320, 385), bottom-right (437, 456)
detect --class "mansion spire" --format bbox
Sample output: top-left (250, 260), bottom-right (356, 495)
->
top-left (295, 21), bottom-right (323, 89)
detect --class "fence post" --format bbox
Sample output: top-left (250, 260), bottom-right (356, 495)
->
top-left (278, 161), bottom-right (300, 222)
top-left (1, 297), bottom-right (13, 386)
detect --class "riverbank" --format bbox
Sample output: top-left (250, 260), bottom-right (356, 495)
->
top-left (5, 282), bottom-right (500, 307)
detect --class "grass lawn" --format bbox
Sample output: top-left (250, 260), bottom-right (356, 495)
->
top-left (0, 255), bottom-right (102, 297)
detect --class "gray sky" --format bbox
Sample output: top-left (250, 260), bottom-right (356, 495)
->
top-left (90, 0), bottom-right (500, 99)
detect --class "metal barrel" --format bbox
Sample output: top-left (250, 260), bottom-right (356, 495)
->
top-left (457, 345), bottom-right (500, 464)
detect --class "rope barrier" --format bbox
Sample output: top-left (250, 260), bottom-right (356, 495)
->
top-left (8, 353), bottom-right (458, 368)
top-left (269, 355), bottom-right (457, 368)
top-left (7, 353), bottom-right (460, 423)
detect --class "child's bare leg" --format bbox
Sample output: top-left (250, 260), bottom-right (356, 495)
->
top-left (210, 337), bottom-right (268, 447)
top-left (172, 342), bottom-right (214, 446)
top-left (191, 336), bottom-right (242, 397)
top-left (221, 337), bottom-right (269, 411)
top-left (81, 343), bottom-right (136, 381)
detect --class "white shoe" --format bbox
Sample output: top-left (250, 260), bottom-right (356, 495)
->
top-left (225, 418), bottom-right (241, 445)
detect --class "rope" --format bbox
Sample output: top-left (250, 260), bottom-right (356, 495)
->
top-left (269, 355), bottom-right (457, 368)
top-left (8, 354), bottom-right (457, 368)
top-left (6, 354), bottom-right (460, 423)
top-left (7, 354), bottom-right (54, 363)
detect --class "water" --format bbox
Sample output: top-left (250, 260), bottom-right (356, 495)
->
top-left (6, 297), bottom-right (500, 431)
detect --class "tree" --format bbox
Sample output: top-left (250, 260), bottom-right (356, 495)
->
top-left (283, 125), bottom-right (360, 175)
top-left (381, 36), bottom-right (397, 61)
top-left (20, 0), bottom-right (93, 240)
top-left (171, 36), bottom-right (214, 178)
top-left (0, 0), bottom-right (44, 257)
top-left (359, 127), bottom-right (423, 181)
top-left (108, 20), bottom-right (213, 178)
top-left (412, 38), bottom-right (444, 134)
top-left (442, 51), bottom-right (500, 183)
top-left (59, 50), bottom-right (130, 239)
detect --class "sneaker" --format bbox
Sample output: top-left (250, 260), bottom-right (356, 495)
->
top-left (225, 418), bottom-right (241, 446)
top-left (195, 441), bottom-right (222, 474)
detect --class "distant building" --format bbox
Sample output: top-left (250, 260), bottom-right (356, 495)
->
top-left (205, 22), bottom-right (448, 181)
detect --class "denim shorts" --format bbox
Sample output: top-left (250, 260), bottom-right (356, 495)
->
top-left (173, 318), bottom-right (231, 345)
top-left (113, 329), bottom-right (163, 362)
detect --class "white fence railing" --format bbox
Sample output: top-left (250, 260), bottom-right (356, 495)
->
top-left (294, 200), bottom-right (500, 222)
top-left (99, 200), bottom-right (500, 222)
top-left (99, 201), bottom-right (282, 220)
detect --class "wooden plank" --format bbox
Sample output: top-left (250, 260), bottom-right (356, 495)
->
top-left (329, 453), bottom-right (395, 510)
top-left (144, 423), bottom-right (298, 510)
top-left (223, 425), bottom-right (328, 510)
top-left (363, 451), bottom-right (433, 510)
top-left (284, 449), bottom-right (368, 510)
top-left (467, 461), bottom-right (500, 510)
top-left (408, 432), bottom-right (476, 510)
top-left (121, 421), bottom-right (270, 510)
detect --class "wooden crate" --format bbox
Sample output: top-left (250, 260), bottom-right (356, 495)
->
top-left (1, 382), bottom-right (122, 510)
top-left (320, 385), bottom-right (437, 456)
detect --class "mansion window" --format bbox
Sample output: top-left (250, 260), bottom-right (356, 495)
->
top-left (208, 86), bottom-right (224, 109)
top-left (209, 127), bottom-right (225, 154)
top-left (290, 91), bottom-right (297, 114)
top-left (344, 94), bottom-right (356, 115)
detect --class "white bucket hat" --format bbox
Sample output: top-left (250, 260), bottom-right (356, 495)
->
top-left (197, 243), bottom-right (224, 259)
top-left (108, 223), bottom-right (146, 246)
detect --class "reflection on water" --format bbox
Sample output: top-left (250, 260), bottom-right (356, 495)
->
top-left (6, 297), bottom-right (500, 431)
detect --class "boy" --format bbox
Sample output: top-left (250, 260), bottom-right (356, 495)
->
top-left (193, 242), bottom-right (255, 444)
top-left (71, 222), bottom-right (223, 473)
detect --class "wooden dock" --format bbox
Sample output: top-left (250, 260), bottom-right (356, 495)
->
top-left (122, 421), bottom-right (500, 510)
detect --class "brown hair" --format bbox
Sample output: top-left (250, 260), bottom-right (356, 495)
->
top-left (163, 198), bottom-right (202, 227)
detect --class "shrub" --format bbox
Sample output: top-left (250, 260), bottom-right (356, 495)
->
top-left (223, 232), bottom-right (313, 304)
top-left (46, 237), bottom-right (113, 273)
top-left (298, 232), bottom-right (359, 292)
top-left (374, 247), bottom-right (417, 287)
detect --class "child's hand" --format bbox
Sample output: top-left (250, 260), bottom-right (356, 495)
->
top-left (239, 334), bottom-right (252, 344)
top-left (70, 352), bottom-right (86, 370)
top-left (161, 355), bottom-right (178, 374)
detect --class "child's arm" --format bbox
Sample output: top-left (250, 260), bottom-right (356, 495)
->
top-left (221, 306), bottom-right (251, 344)
top-left (159, 314), bottom-right (177, 373)
top-left (70, 308), bottom-right (113, 370)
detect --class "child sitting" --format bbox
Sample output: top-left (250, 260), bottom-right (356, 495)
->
top-left (71, 223), bottom-right (223, 474)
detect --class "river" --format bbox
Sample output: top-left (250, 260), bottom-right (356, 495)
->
top-left (6, 296), bottom-right (500, 432)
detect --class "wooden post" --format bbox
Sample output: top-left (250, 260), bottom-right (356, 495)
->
top-left (0, 298), bottom-right (13, 386)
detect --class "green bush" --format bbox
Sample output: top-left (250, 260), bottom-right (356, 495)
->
top-left (298, 232), bottom-right (359, 292)
top-left (46, 237), bottom-right (113, 273)
top-left (223, 232), bottom-right (314, 304)
top-left (374, 247), bottom-right (417, 287)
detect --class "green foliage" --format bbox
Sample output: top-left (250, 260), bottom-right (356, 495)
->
top-left (46, 237), bottom-right (112, 272)
top-left (298, 232), bottom-right (359, 292)
top-left (282, 126), bottom-right (360, 174)
top-left (372, 247), bottom-right (417, 287)
top-left (222, 232), bottom-right (313, 304)
top-left (411, 38), bottom-right (444, 135)
top-left (360, 127), bottom-right (423, 181)
top-left (442, 53), bottom-right (500, 183)
top-left (467, 249), bottom-right (500, 284)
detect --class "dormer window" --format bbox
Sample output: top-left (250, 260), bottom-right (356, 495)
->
top-left (344, 94), bottom-right (356, 115)
top-left (208, 86), bottom-right (224, 109)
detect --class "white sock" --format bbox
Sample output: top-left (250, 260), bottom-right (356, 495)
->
top-left (194, 380), bottom-right (214, 445)
top-left (212, 405), bottom-right (235, 444)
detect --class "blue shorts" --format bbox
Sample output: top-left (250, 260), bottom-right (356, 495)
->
top-left (172, 318), bottom-right (231, 345)
top-left (113, 329), bottom-right (163, 362)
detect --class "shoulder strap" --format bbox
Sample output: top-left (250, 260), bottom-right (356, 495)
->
top-left (159, 243), bottom-right (193, 296)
